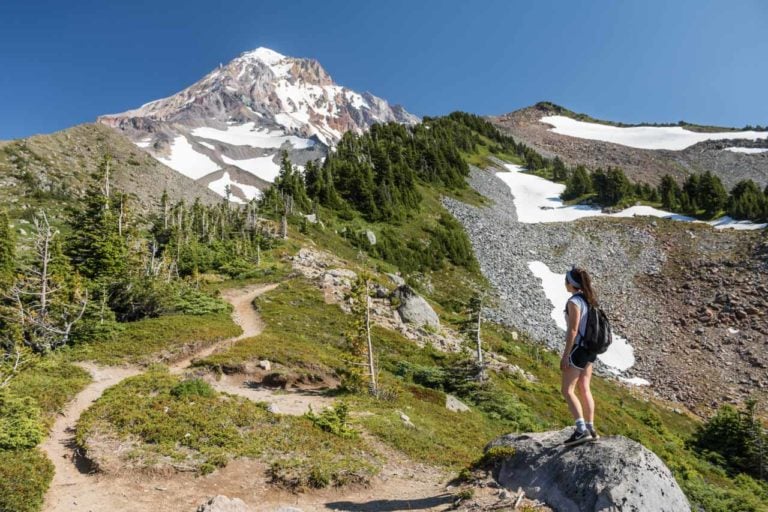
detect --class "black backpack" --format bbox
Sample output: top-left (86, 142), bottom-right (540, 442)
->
top-left (581, 303), bottom-right (613, 354)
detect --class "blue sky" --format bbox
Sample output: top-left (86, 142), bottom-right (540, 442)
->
top-left (1, 0), bottom-right (766, 139)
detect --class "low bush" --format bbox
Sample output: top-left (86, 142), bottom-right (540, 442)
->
top-left (0, 448), bottom-right (54, 512)
top-left (0, 392), bottom-right (45, 450)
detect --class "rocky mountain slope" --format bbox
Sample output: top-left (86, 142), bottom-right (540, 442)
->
top-left (492, 102), bottom-right (768, 189)
top-left (445, 162), bottom-right (767, 415)
top-left (0, 123), bottom-right (221, 218)
top-left (98, 47), bottom-right (418, 202)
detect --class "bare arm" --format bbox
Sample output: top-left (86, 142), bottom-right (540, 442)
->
top-left (562, 301), bottom-right (581, 359)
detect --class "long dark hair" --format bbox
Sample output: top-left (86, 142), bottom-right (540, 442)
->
top-left (570, 267), bottom-right (598, 306)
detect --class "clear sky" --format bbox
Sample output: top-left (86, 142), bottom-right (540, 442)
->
top-left (1, 0), bottom-right (766, 139)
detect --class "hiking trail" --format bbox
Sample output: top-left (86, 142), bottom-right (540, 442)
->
top-left (40, 283), bottom-right (452, 512)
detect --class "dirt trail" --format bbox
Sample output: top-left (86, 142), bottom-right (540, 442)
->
top-left (41, 283), bottom-right (277, 512)
top-left (40, 282), bottom-right (455, 512)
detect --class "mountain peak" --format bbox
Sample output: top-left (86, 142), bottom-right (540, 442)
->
top-left (239, 47), bottom-right (287, 65)
top-left (98, 47), bottom-right (418, 203)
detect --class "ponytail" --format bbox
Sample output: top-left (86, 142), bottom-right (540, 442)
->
top-left (571, 267), bottom-right (598, 307)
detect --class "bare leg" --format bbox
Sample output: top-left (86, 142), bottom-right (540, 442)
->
top-left (577, 363), bottom-right (595, 423)
top-left (561, 366), bottom-right (584, 421)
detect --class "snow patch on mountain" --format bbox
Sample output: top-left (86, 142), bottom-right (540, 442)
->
top-left (724, 147), bottom-right (768, 154)
top-left (220, 154), bottom-right (281, 182)
top-left (157, 136), bottom-right (220, 180)
top-left (207, 171), bottom-right (262, 203)
top-left (542, 115), bottom-right (768, 151)
top-left (191, 123), bottom-right (314, 150)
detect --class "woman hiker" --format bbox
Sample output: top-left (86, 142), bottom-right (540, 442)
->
top-left (561, 266), bottom-right (600, 446)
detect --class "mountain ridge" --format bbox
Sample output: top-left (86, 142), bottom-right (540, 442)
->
top-left (491, 102), bottom-right (768, 189)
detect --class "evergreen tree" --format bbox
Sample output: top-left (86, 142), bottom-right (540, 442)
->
top-left (593, 167), bottom-right (631, 206)
top-left (728, 180), bottom-right (767, 221)
top-left (698, 171), bottom-right (728, 218)
top-left (274, 151), bottom-right (311, 213)
top-left (659, 175), bottom-right (682, 210)
top-left (682, 174), bottom-right (701, 215)
top-left (552, 157), bottom-right (569, 182)
top-left (562, 165), bottom-right (592, 200)
top-left (0, 212), bottom-right (15, 290)
top-left (66, 156), bottom-right (131, 281)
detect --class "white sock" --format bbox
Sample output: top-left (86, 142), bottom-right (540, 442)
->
top-left (586, 422), bottom-right (594, 431)
top-left (575, 418), bottom-right (586, 433)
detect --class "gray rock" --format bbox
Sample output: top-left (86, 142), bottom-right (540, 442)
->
top-left (487, 429), bottom-right (690, 512)
top-left (392, 285), bottom-right (440, 329)
top-left (273, 508), bottom-right (303, 512)
top-left (267, 403), bottom-right (280, 414)
top-left (446, 394), bottom-right (471, 412)
top-left (386, 273), bottom-right (406, 286)
top-left (258, 359), bottom-right (272, 371)
top-left (197, 495), bottom-right (252, 512)
top-left (365, 229), bottom-right (377, 246)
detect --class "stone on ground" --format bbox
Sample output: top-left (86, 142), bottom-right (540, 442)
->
top-left (392, 285), bottom-right (440, 329)
top-left (487, 429), bottom-right (690, 512)
top-left (197, 495), bottom-right (252, 512)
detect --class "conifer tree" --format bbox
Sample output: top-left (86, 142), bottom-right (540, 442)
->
top-left (66, 155), bottom-right (131, 281)
top-left (728, 179), bottom-right (767, 220)
top-left (697, 171), bottom-right (728, 218)
top-left (659, 175), bottom-right (682, 210)
top-left (343, 274), bottom-right (377, 395)
top-left (0, 212), bottom-right (15, 291)
top-left (562, 165), bottom-right (592, 200)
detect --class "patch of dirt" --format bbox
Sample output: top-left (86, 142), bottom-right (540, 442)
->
top-left (203, 372), bottom-right (337, 416)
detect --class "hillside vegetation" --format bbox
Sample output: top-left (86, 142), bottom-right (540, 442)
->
top-left (0, 114), bottom-right (766, 511)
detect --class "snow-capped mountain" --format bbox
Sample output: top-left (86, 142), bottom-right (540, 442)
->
top-left (98, 47), bottom-right (419, 202)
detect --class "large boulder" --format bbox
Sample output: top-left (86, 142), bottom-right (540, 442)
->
top-left (392, 285), bottom-right (440, 330)
top-left (197, 495), bottom-right (252, 512)
top-left (487, 429), bottom-right (690, 512)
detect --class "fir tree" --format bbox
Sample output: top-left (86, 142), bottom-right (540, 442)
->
top-left (0, 212), bottom-right (15, 290)
top-left (728, 180), bottom-right (767, 221)
top-left (659, 175), bottom-right (682, 210)
top-left (562, 165), bottom-right (592, 200)
top-left (698, 171), bottom-right (728, 218)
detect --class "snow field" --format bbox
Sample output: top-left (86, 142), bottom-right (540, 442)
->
top-left (541, 115), bottom-right (768, 151)
top-left (221, 153), bottom-right (281, 182)
top-left (156, 136), bottom-right (220, 180)
top-left (191, 123), bottom-right (314, 150)
top-left (207, 171), bottom-right (262, 202)
top-left (724, 147), bottom-right (768, 154)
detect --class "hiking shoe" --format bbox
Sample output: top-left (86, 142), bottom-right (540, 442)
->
top-left (563, 429), bottom-right (591, 446)
top-left (587, 426), bottom-right (600, 440)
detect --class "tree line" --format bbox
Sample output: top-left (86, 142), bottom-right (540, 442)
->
top-left (557, 161), bottom-right (768, 222)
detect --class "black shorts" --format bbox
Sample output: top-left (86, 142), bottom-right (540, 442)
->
top-left (569, 345), bottom-right (597, 371)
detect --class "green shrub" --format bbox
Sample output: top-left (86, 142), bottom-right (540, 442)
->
top-left (305, 402), bottom-right (357, 439)
top-left (170, 378), bottom-right (215, 398)
top-left (0, 392), bottom-right (45, 450)
top-left (471, 446), bottom-right (517, 470)
top-left (0, 448), bottom-right (54, 512)
top-left (689, 401), bottom-right (767, 482)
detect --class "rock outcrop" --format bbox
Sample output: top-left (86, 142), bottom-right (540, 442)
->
top-left (487, 429), bottom-right (690, 512)
top-left (197, 495), bottom-right (252, 512)
top-left (392, 285), bottom-right (440, 329)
